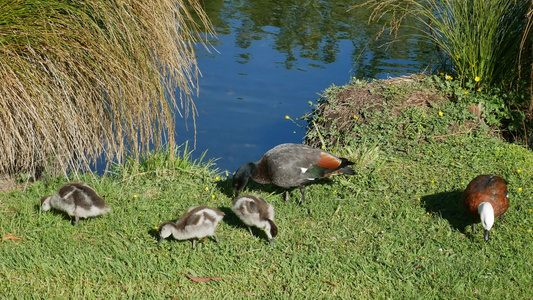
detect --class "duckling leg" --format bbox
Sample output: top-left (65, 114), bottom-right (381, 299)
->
top-left (72, 216), bottom-right (80, 226)
top-left (471, 223), bottom-right (476, 234)
top-left (213, 234), bottom-right (220, 244)
top-left (192, 239), bottom-right (197, 249)
top-left (499, 214), bottom-right (504, 225)
top-left (248, 226), bottom-right (254, 237)
top-left (284, 190), bottom-right (290, 202)
top-left (299, 185), bottom-right (306, 204)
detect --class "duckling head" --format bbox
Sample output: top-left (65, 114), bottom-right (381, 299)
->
top-left (158, 222), bottom-right (174, 243)
top-left (265, 220), bottom-right (278, 246)
top-left (40, 196), bottom-right (52, 211)
top-left (478, 202), bottom-right (495, 241)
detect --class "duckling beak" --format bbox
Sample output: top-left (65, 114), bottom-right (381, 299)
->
top-left (484, 229), bottom-right (490, 242)
top-left (158, 236), bottom-right (164, 244)
top-left (269, 238), bottom-right (275, 247)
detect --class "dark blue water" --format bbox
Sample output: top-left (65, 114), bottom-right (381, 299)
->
top-left (172, 0), bottom-right (437, 174)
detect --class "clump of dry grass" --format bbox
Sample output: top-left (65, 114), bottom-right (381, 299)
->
top-left (0, 0), bottom-right (214, 178)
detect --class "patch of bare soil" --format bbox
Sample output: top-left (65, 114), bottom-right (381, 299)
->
top-left (0, 174), bottom-right (21, 193)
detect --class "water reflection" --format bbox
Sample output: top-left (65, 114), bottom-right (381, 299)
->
top-left (172, 0), bottom-right (437, 173)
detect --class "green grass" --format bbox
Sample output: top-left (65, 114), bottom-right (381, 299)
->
top-left (2, 91), bottom-right (533, 298)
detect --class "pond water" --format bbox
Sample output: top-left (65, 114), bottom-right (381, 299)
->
top-left (173, 0), bottom-right (438, 174)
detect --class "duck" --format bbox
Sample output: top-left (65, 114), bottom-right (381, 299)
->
top-left (40, 182), bottom-right (110, 225)
top-left (462, 174), bottom-right (509, 241)
top-left (232, 194), bottom-right (278, 246)
top-left (233, 143), bottom-right (355, 203)
top-left (158, 206), bottom-right (225, 249)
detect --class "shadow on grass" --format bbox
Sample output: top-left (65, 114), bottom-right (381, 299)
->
top-left (215, 176), bottom-right (285, 200)
top-left (420, 190), bottom-right (475, 235)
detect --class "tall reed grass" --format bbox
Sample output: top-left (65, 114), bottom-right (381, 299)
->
top-left (0, 0), bottom-right (214, 177)
top-left (356, 0), bottom-right (532, 90)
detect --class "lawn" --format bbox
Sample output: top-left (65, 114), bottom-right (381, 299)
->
top-left (1, 76), bottom-right (532, 298)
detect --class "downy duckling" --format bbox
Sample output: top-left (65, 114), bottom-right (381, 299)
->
top-left (40, 182), bottom-right (110, 225)
top-left (158, 206), bottom-right (225, 249)
top-left (232, 194), bottom-right (278, 246)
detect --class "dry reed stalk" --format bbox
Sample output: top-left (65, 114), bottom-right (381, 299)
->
top-left (0, 0), bottom-right (214, 178)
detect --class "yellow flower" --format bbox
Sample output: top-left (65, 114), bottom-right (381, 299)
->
top-left (422, 114), bottom-right (426, 118)
top-left (353, 115), bottom-right (358, 119)
top-left (211, 195), bottom-right (216, 199)
top-left (154, 226), bottom-right (158, 230)
top-left (445, 75), bottom-right (453, 80)
top-left (333, 190), bottom-right (337, 194)
top-left (519, 188), bottom-right (523, 192)
top-left (427, 212), bottom-right (430, 215)
top-left (321, 145), bottom-right (325, 149)
top-left (215, 176), bottom-right (220, 181)
top-left (431, 180), bottom-right (435, 184)
top-left (456, 55), bottom-right (460, 59)
top-left (204, 187), bottom-right (209, 191)
top-left (477, 88), bottom-right (482, 92)
top-left (394, 184), bottom-right (398, 187)
top-left (517, 169), bottom-right (521, 174)
top-left (417, 198), bottom-right (421, 201)
top-left (475, 76), bottom-right (481, 82)
top-left (461, 182), bottom-right (465, 185)
top-left (440, 72), bottom-right (444, 76)
top-left (529, 209), bottom-right (532, 213)
top-left (464, 91), bottom-right (468, 95)
top-left (438, 111), bottom-right (443, 117)
top-left (285, 115), bottom-right (290, 119)
top-left (458, 87), bottom-right (463, 90)
top-left (133, 194), bottom-right (138, 199)
top-left (460, 155), bottom-right (463, 158)
top-left (451, 162), bottom-right (455, 166)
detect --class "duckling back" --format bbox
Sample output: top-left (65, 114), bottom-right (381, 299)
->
top-left (178, 206), bottom-right (225, 239)
top-left (41, 183), bottom-right (110, 221)
top-left (232, 194), bottom-right (274, 227)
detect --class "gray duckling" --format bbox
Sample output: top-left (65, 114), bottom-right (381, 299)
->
top-left (232, 194), bottom-right (278, 246)
top-left (158, 206), bottom-right (225, 249)
top-left (40, 182), bottom-right (110, 225)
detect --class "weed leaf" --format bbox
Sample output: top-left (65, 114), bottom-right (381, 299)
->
top-left (186, 273), bottom-right (222, 282)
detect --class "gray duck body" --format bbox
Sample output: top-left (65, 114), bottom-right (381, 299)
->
top-left (233, 143), bottom-right (355, 203)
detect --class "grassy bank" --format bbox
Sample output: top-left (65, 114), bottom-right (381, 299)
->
top-left (1, 77), bottom-right (533, 298)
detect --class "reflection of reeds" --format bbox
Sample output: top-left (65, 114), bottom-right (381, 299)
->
top-left (0, 0), bottom-right (214, 177)
top-left (356, 0), bottom-right (532, 90)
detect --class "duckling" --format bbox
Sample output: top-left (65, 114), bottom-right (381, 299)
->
top-left (158, 206), bottom-right (225, 249)
top-left (40, 182), bottom-right (110, 225)
top-left (233, 143), bottom-right (354, 204)
top-left (232, 194), bottom-right (278, 246)
top-left (462, 174), bottom-right (509, 241)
